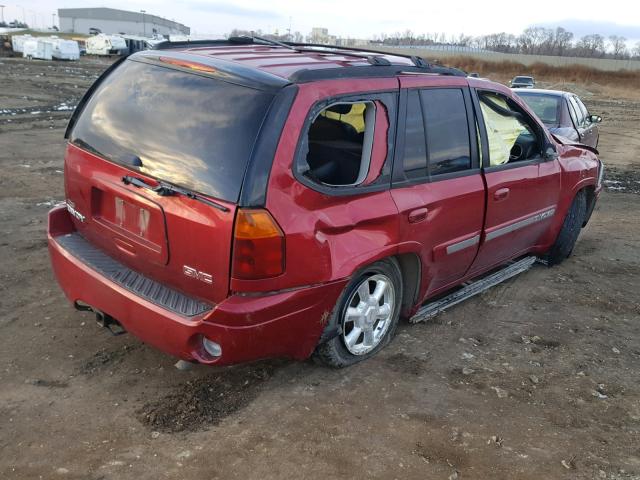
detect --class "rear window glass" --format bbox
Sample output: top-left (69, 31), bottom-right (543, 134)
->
top-left (420, 88), bottom-right (471, 175)
top-left (514, 77), bottom-right (533, 84)
top-left (518, 94), bottom-right (561, 125)
top-left (70, 59), bottom-right (274, 202)
top-left (402, 90), bottom-right (428, 179)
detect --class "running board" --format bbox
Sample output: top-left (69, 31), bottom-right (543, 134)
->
top-left (409, 256), bottom-right (537, 323)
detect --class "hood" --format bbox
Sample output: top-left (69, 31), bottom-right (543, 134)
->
top-left (551, 133), bottom-right (599, 156)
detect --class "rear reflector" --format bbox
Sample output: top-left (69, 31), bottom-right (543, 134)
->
top-left (232, 209), bottom-right (284, 280)
top-left (202, 337), bottom-right (222, 357)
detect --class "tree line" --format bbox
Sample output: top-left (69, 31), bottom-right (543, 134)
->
top-left (372, 27), bottom-right (639, 60)
top-left (0, 20), bottom-right (30, 28)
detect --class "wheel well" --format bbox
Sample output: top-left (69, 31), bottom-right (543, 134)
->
top-left (395, 253), bottom-right (421, 315)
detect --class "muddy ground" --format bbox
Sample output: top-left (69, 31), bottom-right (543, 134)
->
top-left (1, 57), bottom-right (639, 480)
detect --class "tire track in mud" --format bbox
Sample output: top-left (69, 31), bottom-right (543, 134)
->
top-left (137, 361), bottom-right (284, 433)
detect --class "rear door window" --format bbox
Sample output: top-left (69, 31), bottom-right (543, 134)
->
top-left (568, 96), bottom-right (585, 127)
top-left (567, 97), bottom-right (579, 127)
top-left (402, 90), bottom-right (428, 179)
top-left (575, 97), bottom-right (591, 123)
top-left (420, 88), bottom-right (471, 176)
top-left (69, 59), bottom-right (275, 202)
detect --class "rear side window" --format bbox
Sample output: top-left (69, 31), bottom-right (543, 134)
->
top-left (420, 89), bottom-right (471, 175)
top-left (296, 93), bottom-right (394, 192)
top-left (69, 59), bottom-right (275, 202)
top-left (303, 102), bottom-right (376, 186)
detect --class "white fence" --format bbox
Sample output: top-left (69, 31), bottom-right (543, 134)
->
top-left (377, 45), bottom-right (640, 72)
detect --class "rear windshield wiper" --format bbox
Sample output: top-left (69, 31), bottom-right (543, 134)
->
top-left (122, 176), bottom-right (229, 212)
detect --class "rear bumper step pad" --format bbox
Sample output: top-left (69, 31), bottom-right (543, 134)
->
top-left (55, 232), bottom-right (212, 317)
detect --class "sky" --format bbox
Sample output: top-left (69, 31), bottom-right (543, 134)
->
top-left (2, 0), bottom-right (640, 41)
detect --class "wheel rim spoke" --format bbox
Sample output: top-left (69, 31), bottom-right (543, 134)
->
top-left (357, 281), bottom-right (370, 302)
top-left (376, 303), bottom-right (391, 319)
top-left (345, 327), bottom-right (362, 348)
top-left (362, 329), bottom-right (375, 347)
top-left (345, 306), bottom-right (361, 323)
top-left (372, 280), bottom-right (387, 302)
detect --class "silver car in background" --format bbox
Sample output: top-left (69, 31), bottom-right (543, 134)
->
top-left (516, 89), bottom-right (601, 148)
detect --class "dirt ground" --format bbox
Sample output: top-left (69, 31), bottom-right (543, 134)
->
top-left (1, 56), bottom-right (639, 480)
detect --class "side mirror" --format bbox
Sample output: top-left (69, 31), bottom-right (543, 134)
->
top-left (590, 114), bottom-right (602, 123)
top-left (543, 145), bottom-right (558, 161)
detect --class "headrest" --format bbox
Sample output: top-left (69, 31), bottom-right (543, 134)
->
top-left (326, 104), bottom-right (352, 115)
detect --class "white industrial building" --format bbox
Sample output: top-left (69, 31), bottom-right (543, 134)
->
top-left (58, 7), bottom-right (189, 37)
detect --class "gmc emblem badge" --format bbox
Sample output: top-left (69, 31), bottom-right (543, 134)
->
top-left (183, 265), bottom-right (213, 284)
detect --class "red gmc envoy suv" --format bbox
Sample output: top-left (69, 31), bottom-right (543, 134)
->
top-left (48, 38), bottom-right (603, 367)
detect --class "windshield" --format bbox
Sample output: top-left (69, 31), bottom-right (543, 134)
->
top-left (514, 77), bottom-right (533, 84)
top-left (69, 59), bottom-right (275, 202)
top-left (517, 93), bottom-right (561, 125)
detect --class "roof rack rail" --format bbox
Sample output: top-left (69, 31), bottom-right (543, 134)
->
top-left (153, 37), bottom-right (254, 50)
top-left (151, 37), bottom-right (466, 77)
top-left (290, 65), bottom-right (466, 83)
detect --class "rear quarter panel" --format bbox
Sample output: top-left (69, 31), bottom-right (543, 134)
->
top-left (231, 78), bottom-right (401, 294)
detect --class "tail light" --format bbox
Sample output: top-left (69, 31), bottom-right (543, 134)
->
top-left (232, 209), bottom-right (285, 280)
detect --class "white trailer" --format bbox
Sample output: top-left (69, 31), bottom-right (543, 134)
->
top-left (50, 39), bottom-right (81, 60)
top-left (85, 34), bottom-right (128, 56)
top-left (23, 39), bottom-right (53, 60)
top-left (11, 34), bottom-right (32, 53)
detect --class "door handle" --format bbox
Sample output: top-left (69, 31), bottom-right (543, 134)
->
top-left (408, 207), bottom-right (429, 224)
top-left (494, 188), bottom-right (510, 201)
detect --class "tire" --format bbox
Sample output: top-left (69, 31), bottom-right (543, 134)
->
top-left (313, 259), bottom-right (403, 368)
top-left (545, 190), bottom-right (587, 266)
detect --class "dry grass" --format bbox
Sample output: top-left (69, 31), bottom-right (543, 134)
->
top-left (439, 55), bottom-right (640, 94)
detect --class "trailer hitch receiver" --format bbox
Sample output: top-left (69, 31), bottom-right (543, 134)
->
top-left (74, 301), bottom-right (127, 336)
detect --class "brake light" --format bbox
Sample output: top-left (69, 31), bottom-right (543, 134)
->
top-left (232, 209), bottom-right (285, 280)
top-left (159, 56), bottom-right (216, 73)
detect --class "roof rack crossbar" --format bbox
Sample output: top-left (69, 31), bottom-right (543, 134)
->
top-left (243, 37), bottom-right (396, 67)
top-left (283, 41), bottom-right (440, 69)
top-left (250, 35), bottom-right (298, 51)
top-left (285, 45), bottom-right (393, 66)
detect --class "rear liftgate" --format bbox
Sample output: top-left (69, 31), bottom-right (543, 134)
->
top-left (410, 256), bottom-right (537, 323)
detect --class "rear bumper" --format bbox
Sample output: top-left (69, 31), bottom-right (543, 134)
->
top-left (48, 206), bottom-right (346, 366)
